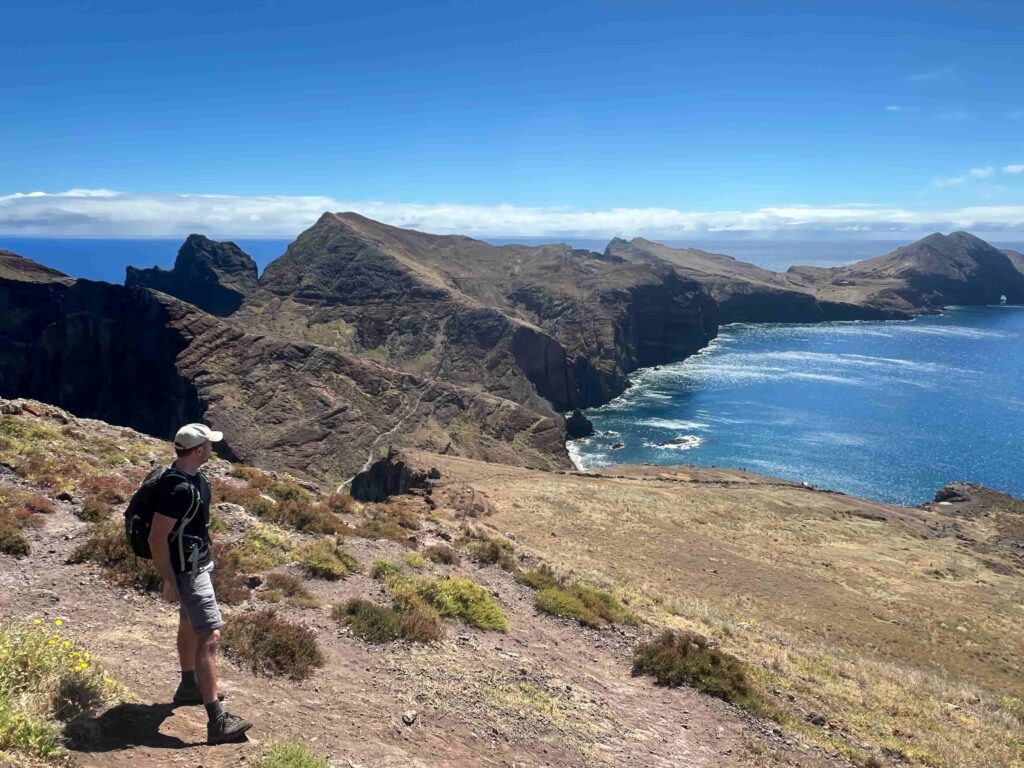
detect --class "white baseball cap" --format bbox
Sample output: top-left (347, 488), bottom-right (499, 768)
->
top-left (174, 423), bottom-right (224, 450)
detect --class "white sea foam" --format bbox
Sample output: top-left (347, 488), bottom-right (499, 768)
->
top-left (643, 435), bottom-right (704, 450)
top-left (566, 439), bottom-right (588, 470)
top-left (641, 418), bottom-right (710, 431)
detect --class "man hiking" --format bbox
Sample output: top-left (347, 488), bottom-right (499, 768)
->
top-left (148, 423), bottom-right (253, 744)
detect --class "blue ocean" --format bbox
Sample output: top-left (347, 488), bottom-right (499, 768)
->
top-left (572, 307), bottom-right (1024, 505)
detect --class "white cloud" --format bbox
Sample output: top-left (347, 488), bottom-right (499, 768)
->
top-left (969, 167), bottom-right (994, 179)
top-left (935, 176), bottom-right (966, 188)
top-left (1004, 164), bottom-right (1024, 174)
top-left (3, 189), bottom-right (1024, 238)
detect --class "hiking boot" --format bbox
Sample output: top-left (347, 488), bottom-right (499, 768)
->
top-left (207, 711), bottom-right (253, 744)
top-left (173, 682), bottom-right (226, 705)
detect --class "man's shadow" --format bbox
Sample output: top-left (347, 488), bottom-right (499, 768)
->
top-left (65, 702), bottom-right (193, 752)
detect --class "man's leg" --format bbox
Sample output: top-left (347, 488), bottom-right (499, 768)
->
top-left (178, 615), bottom-right (197, 676)
top-left (194, 628), bottom-right (221, 706)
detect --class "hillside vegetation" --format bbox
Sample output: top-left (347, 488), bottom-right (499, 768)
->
top-left (1, 400), bottom-right (1021, 767)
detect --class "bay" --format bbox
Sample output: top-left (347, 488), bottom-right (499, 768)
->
top-left (571, 306), bottom-right (1024, 505)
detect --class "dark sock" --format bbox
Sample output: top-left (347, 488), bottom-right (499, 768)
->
top-left (180, 670), bottom-right (197, 687)
top-left (205, 700), bottom-right (225, 722)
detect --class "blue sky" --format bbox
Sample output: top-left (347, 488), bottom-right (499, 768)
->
top-left (2, 0), bottom-right (1023, 238)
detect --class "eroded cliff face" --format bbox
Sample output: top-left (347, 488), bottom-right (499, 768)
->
top-left (254, 213), bottom-right (718, 411)
top-left (0, 274), bottom-right (207, 444)
top-left (0, 251), bottom-right (570, 480)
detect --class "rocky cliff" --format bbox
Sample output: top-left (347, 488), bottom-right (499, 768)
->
top-left (0, 252), bottom-right (568, 479)
top-left (125, 234), bottom-right (260, 316)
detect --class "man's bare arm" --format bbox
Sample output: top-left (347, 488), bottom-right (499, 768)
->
top-left (149, 513), bottom-right (180, 603)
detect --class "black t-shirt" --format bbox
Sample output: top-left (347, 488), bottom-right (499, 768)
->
top-left (155, 467), bottom-right (212, 574)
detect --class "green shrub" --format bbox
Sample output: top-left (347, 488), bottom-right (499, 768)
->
top-left (234, 525), bottom-right (294, 572)
top-left (417, 577), bottom-right (507, 632)
top-left (0, 516), bottom-right (29, 557)
top-left (0, 620), bottom-right (118, 763)
top-left (266, 498), bottom-right (345, 536)
top-left (370, 559), bottom-right (403, 581)
top-left (69, 520), bottom-right (161, 592)
top-left (298, 537), bottom-right (358, 580)
top-left (465, 538), bottom-right (517, 572)
top-left (77, 495), bottom-right (114, 522)
top-left (534, 584), bottom-right (637, 628)
top-left (254, 741), bottom-right (330, 768)
top-left (333, 598), bottom-right (443, 643)
top-left (403, 551), bottom-right (429, 569)
top-left (228, 465), bottom-right (272, 490)
top-left (515, 564), bottom-right (560, 591)
top-left (222, 610), bottom-right (323, 681)
top-left (209, 545), bottom-right (252, 606)
top-left (423, 543), bottom-right (460, 565)
top-left (535, 587), bottom-right (599, 627)
top-left (571, 584), bottom-right (638, 625)
top-left (333, 599), bottom-right (402, 643)
top-left (632, 630), bottom-right (765, 713)
top-left (324, 492), bottom-right (354, 515)
top-left (355, 503), bottom-right (419, 539)
top-left (266, 479), bottom-right (309, 504)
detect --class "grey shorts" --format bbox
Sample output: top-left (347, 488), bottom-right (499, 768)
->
top-left (176, 562), bottom-right (224, 633)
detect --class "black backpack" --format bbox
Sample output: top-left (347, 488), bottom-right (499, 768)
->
top-left (123, 466), bottom-right (189, 559)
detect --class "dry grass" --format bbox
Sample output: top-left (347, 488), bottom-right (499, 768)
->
top-left (434, 455), bottom-right (1024, 767)
top-left (423, 543), bottom-right (460, 565)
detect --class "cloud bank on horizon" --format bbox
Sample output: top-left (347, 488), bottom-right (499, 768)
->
top-left (3, 189), bottom-right (1024, 240)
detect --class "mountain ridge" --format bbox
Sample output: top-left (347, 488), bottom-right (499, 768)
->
top-left (2, 220), bottom-right (1019, 482)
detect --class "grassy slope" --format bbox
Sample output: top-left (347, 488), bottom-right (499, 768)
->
top-left (414, 451), bottom-right (1024, 768)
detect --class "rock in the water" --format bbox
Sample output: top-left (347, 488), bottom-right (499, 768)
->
top-left (565, 409), bottom-right (595, 439)
top-left (610, 442), bottom-right (625, 450)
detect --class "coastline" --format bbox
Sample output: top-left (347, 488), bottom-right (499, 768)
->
top-left (564, 304), bottom-right (1023, 502)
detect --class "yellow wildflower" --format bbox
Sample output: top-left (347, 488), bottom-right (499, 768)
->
top-left (53, 619), bottom-right (63, 626)
top-left (33, 619), bottom-right (42, 625)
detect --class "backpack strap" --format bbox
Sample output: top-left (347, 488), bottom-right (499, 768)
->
top-left (163, 466), bottom-right (201, 576)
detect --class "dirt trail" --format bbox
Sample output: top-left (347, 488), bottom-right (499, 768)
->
top-left (0, 469), bottom-right (846, 768)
